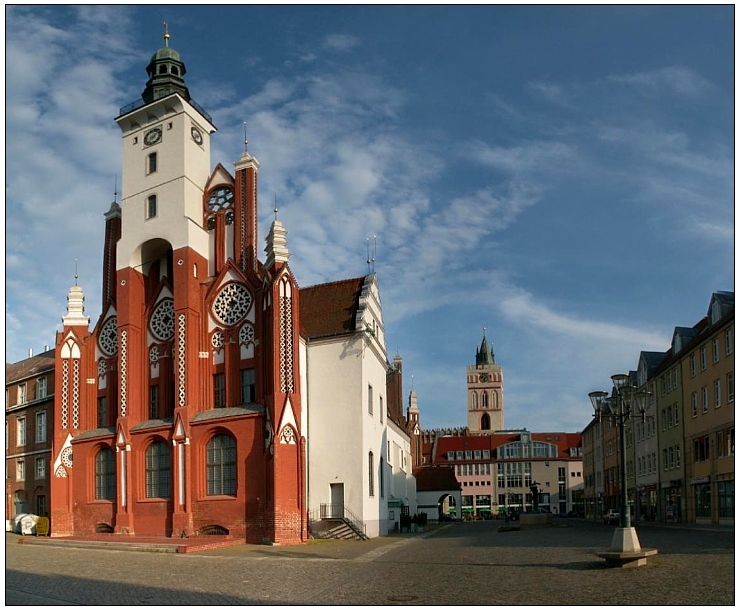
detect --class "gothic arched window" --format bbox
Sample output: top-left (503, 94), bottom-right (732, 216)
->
top-left (145, 440), bottom-right (171, 498)
top-left (95, 448), bottom-right (115, 500)
top-left (206, 434), bottom-right (236, 496)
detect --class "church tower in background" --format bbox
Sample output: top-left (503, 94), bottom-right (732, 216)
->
top-left (466, 330), bottom-right (504, 434)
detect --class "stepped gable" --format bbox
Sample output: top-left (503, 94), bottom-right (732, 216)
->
top-left (299, 277), bottom-right (365, 339)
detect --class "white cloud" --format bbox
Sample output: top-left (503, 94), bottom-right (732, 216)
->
top-left (608, 66), bottom-right (713, 97)
top-left (499, 290), bottom-right (667, 349)
top-left (323, 33), bottom-right (360, 51)
top-left (527, 81), bottom-right (574, 108)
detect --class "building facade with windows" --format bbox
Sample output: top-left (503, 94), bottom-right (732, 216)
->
top-left (633, 351), bottom-right (664, 522)
top-left (581, 290), bottom-right (733, 525)
top-left (433, 430), bottom-right (583, 518)
top-left (5, 349), bottom-right (55, 523)
top-left (300, 276), bottom-right (417, 538)
top-left (681, 292), bottom-right (734, 524)
top-left (44, 33), bottom-right (415, 542)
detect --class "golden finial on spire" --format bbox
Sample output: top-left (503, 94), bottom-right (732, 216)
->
top-left (243, 121), bottom-right (249, 152)
top-left (163, 21), bottom-right (170, 47)
top-left (274, 191), bottom-right (278, 220)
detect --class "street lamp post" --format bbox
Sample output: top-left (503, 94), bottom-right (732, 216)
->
top-left (589, 374), bottom-right (658, 568)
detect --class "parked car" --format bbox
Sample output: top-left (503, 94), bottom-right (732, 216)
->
top-left (603, 509), bottom-right (620, 525)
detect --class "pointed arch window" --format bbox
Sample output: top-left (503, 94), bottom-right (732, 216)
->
top-left (482, 392), bottom-right (489, 408)
top-left (472, 392), bottom-right (478, 409)
top-left (206, 434), bottom-right (236, 496)
top-left (481, 413), bottom-right (491, 431)
top-left (145, 441), bottom-right (171, 498)
top-left (95, 448), bottom-right (115, 500)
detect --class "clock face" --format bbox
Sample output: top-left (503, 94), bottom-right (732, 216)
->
top-left (479, 373), bottom-right (489, 383)
top-left (150, 299), bottom-right (175, 341)
top-left (99, 317), bottom-right (118, 356)
top-left (144, 127), bottom-right (162, 146)
top-left (207, 187), bottom-right (234, 212)
top-left (191, 126), bottom-right (203, 145)
top-left (213, 283), bottom-right (252, 326)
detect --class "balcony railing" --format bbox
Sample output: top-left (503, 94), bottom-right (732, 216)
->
top-left (118, 96), bottom-right (213, 124)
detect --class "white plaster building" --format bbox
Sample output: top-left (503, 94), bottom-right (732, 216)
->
top-left (300, 274), bottom-right (417, 537)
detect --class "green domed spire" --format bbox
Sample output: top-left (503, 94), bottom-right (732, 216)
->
top-left (141, 22), bottom-right (190, 104)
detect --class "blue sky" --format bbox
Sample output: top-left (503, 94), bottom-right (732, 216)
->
top-left (5, 6), bottom-right (735, 433)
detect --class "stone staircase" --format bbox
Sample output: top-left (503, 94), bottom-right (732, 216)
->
top-left (310, 518), bottom-right (368, 541)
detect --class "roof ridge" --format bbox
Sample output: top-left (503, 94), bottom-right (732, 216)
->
top-left (301, 276), bottom-right (366, 291)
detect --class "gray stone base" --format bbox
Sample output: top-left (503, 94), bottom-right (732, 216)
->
top-left (596, 548), bottom-right (658, 568)
top-left (519, 514), bottom-right (552, 528)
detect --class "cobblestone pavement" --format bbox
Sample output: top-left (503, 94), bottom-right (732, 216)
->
top-left (5, 519), bottom-right (734, 605)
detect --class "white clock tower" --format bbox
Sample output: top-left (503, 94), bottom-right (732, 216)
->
top-left (466, 330), bottom-right (504, 434)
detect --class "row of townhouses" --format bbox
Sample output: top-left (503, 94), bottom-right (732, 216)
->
top-left (582, 291), bottom-right (734, 525)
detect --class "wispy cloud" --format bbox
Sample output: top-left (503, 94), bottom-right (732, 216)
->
top-left (527, 81), bottom-right (574, 108)
top-left (323, 33), bottom-right (360, 51)
top-left (5, 6), bottom-right (139, 357)
top-left (608, 66), bottom-right (713, 97)
top-left (500, 290), bottom-right (667, 348)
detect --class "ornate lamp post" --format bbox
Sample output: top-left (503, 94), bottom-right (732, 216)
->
top-left (589, 374), bottom-right (658, 568)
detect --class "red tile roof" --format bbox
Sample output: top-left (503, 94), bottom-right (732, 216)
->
top-left (433, 431), bottom-right (582, 463)
top-left (6, 349), bottom-right (55, 384)
top-left (299, 277), bottom-right (365, 339)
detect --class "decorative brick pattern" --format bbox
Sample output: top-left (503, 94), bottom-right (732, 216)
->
top-left (61, 359), bottom-right (69, 429)
top-left (279, 280), bottom-right (294, 394)
top-left (178, 314), bottom-right (186, 407)
top-left (120, 330), bottom-right (127, 417)
top-left (72, 359), bottom-right (80, 429)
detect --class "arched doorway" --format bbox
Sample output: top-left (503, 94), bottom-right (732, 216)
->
top-left (480, 413), bottom-right (491, 430)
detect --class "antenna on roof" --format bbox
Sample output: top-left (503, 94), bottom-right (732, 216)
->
top-left (366, 235), bottom-right (376, 273)
top-left (163, 22), bottom-right (170, 47)
top-left (243, 122), bottom-right (248, 153)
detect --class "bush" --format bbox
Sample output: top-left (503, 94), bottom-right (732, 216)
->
top-left (417, 512), bottom-right (427, 527)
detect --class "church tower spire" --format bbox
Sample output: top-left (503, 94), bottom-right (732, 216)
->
top-left (141, 23), bottom-right (190, 104)
top-left (467, 327), bottom-right (504, 434)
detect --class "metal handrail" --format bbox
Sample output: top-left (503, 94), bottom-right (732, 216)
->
top-left (318, 503), bottom-right (367, 538)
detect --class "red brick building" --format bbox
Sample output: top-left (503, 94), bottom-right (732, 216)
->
top-left (49, 35), bottom-right (305, 543)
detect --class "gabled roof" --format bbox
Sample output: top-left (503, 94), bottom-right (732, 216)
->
top-left (299, 277), bottom-right (365, 340)
top-left (413, 466), bottom-right (461, 492)
top-left (6, 349), bottom-right (55, 385)
top-left (640, 351), bottom-right (666, 372)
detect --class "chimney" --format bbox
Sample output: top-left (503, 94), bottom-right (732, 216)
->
top-left (28, 348), bottom-right (33, 358)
